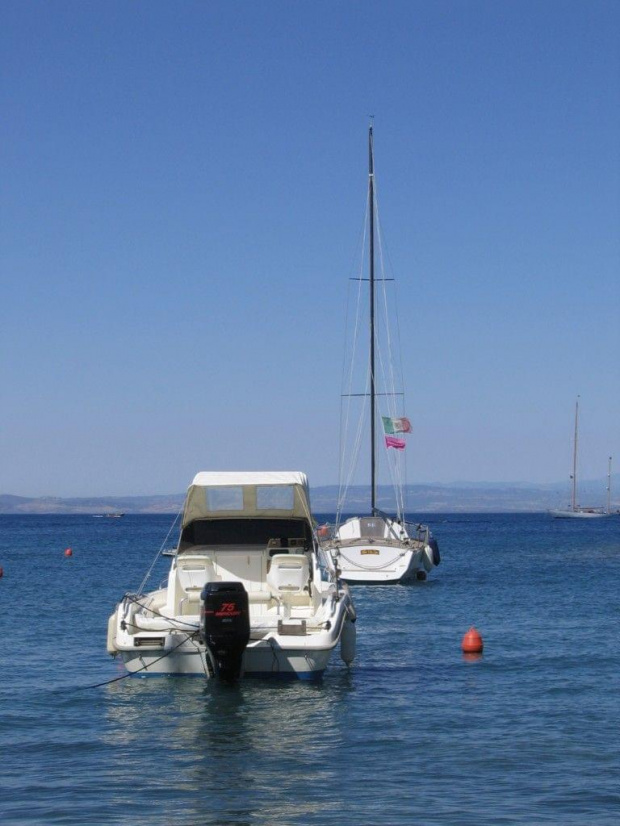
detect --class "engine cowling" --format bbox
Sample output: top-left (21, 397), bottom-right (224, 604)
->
top-left (201, 582), bottom-right (250, 681)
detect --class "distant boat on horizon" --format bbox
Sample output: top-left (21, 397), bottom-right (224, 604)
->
top-left (93, 513), bottom-right (125, 519)
top-left (550, 398), bottom-right (613, 519)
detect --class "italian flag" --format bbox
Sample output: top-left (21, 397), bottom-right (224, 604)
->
top-left (382, 416), bottom-right (412, 434)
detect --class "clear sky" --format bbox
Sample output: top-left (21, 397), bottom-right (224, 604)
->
top-left (1, 1), bottom-right (619, 497)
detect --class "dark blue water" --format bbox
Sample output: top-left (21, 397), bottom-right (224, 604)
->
top-left (1, 513), bottom-right (619, 825)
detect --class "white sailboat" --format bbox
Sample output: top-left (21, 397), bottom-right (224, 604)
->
top-left (107, 471), bottom-right (356, 680)
top-left (550, 398), bottom-right (611, 519)
top-left (321, 126), bottom-right (440, 584)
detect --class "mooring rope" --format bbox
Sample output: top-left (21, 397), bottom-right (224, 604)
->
top-left (79, 632), bottom-right (197, 690)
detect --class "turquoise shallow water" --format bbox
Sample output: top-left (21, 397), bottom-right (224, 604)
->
top-left (1, 513), bottom-right (619, 825)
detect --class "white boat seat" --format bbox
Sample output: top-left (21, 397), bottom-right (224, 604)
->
top-left (176, 559), bottom-right (217, 616)
top-left (179, 591), bottom-right (203, 615)
top-left (267, 554), bottom-right (311, 605)
top-left (176, 559), bottom-right (215, 593)
top-left (133, 615), bottom-right (172, 631)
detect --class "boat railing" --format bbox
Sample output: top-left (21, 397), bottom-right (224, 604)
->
top-left (317, 520), bottom-right (431, 546)
top-left (405, 522), bottom-right (431, 544)
top-left (316, 523), bottom-right (335, 542)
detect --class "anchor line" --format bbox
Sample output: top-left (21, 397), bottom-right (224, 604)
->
top-left (187, 634), bottom-right (211, 678)
top-left (268, 637), bottom-right (280, 673)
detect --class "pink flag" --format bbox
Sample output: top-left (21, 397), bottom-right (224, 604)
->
top-left (385, 435), bottom-right (406, 450)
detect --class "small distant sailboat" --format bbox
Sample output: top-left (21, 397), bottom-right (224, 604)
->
top-left (550, 397), bottom-right (611, 519)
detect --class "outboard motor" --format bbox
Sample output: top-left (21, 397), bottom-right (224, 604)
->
top-left (201, 582), bottom-right (250, 682)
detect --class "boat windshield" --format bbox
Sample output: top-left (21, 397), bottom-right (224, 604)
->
top-left (358, 517), bottom-right (388, 538)
top-left (179, 517), bottom-right (313, 551)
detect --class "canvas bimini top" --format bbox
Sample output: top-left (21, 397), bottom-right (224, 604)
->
top-left (181, 471), bottom-right (312, 528)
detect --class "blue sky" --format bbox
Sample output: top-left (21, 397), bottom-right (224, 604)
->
top-left (1, 1), bottom-right (619, 496)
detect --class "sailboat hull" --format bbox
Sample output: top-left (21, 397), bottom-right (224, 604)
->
top-left (335, 542), bottom-right (426, 584)
top-left (550, 509), bottom-right (608, 519)
top-left (325, 514), bottom-right (438, 584)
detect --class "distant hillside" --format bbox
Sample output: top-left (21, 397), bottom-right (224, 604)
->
top-left (0, 493), bottom-right (185, 515)
top-left (1, 476), bottom-right (618, 514)
top-left (311, 478), bottom-right (619, 514)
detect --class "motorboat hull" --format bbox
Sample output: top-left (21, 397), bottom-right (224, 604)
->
top-left (117, 639), bottom-right (335, 679)
top-left (108, 589), bottom-right (355, 680)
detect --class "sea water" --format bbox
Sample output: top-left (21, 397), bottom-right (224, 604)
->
top-left (0, 513), bottom-right (619, 825)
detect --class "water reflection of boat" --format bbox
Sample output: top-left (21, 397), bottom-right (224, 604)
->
top-left (103, 676), bottom-right (353, 821)
top-left (107, 471), bottom-right (356, 681)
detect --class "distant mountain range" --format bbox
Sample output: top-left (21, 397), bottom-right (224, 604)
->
top-left (1, 477), bottom-right (618, 514)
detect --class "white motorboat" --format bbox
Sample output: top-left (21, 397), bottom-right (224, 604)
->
top-left (550, 398), bottom-right (613, 519)
top-left (107, 471), bottom-right (356, 680)
top-left (321, 125), bottom-right (440, 584)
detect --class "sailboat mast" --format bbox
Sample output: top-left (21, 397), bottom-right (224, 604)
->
top-left (607, 456), bottom-right (612, 514)
top-left (572, 396), bottom-right (579, 511)
top-left (369, 125), bottom-right (377, 515)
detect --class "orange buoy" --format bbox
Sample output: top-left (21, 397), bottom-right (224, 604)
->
top-left (461, 627), bottom-right (483, 654)
top-left (64, 548), bottom-right (73, 557)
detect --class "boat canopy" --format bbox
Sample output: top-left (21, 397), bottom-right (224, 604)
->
top-left (182, 471), bottom-right (312, 528)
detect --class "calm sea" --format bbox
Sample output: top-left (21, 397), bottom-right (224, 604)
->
top-left (1, 513), bottom-right (619, 825)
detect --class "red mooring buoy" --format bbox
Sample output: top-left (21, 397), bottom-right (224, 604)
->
top-left (461, 627), bottom-right (483, 654)
top-left (0, 566), bottom-right (4, 578)
top-left (64, 548), bottom-right (73, 557)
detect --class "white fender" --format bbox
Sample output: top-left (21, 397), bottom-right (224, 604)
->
top-left (107, 610), bottom-right (119, 655)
